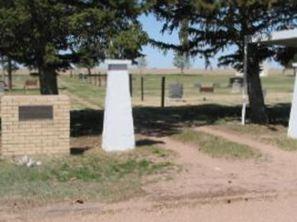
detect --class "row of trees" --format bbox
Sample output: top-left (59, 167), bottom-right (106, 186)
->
top-left (1, 0), bottom-right (297, 123)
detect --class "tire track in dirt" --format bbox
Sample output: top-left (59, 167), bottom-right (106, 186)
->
top-left (194, 126), bottom-right (289, 158)
top-left (145, 129), bottom-right (297, 204)
top-left (145, 136), bottom-right (264, 202)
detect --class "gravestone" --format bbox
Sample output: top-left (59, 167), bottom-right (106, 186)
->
top-left (213, 83), bottom-right (220, 88)
top-left (194, 82), bottom-right (201, 89)
top-left (0, 81), bottom-right (5, 95)
top-left (231, 79), bottom-right (243, 93)
top-left (102, 60), bottom-right (135, 152)
top-left (200, 86), bottom-right (214, 93)
top-left (79, 73), bottom-right (84, 81)
top-left (168, 83), bottom-right (183, 99)
top-left (24, 80), bottom-right (38, 90)
top-left (229, 77), bottom-right (243, 87)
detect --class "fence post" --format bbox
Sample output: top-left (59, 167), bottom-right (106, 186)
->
top-left (99, 74), bottom-right (102, 87)
top-left (95, 75), bottom-right (98, 86)
top-left (161, 76), bottom-right (165, 108)
top-left (141, 76), bottom-right (144, 101)
top-left (129, 74), bottom-right (133, 97)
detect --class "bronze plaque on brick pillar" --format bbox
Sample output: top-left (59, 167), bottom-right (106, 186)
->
top-left (19, 105), bottom-right (53, 121)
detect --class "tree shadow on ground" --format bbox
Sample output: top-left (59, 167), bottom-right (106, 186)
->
top-left (136, 139), bottom-right (165, 147)
top-left (70, 103), bottom-right (291, 138)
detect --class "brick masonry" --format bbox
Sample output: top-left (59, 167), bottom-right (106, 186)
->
top-left (1, 95), bottom-right (70, 156)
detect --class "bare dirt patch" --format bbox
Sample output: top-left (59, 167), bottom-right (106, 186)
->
top-left (3, 127), bottom-right (297, 221)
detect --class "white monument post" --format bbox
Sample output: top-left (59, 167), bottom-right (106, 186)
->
top-left (288, 63), bottom-right (297, 138)
top-left (250, 29), bottom-right (297, 137)
top-left (102, 59), bottom-right (135, 151)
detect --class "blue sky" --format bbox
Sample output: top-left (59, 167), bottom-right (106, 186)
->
top-left (140, 14), bottom-right (212, 69)
top-left (140, 14), bottom-right (178, 68)
top-left (139, 14), bottom-right (228, 69)
top-left (139, 14), bottom-right (280, 69)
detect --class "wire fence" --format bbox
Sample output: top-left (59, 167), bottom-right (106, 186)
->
top-left (70, 73), bottom-right (248, 107)
top-left (7, 72), bottom-right (294, 108)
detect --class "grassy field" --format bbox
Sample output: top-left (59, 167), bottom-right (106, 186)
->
top-left (6, 73), bottom-right (295, 109)
top-left (216, 123), bottom-right (297, 151)
top-left (173, 129), bottom-right (261, 159)
top-left (59, 74), bottom-right (295, 108)
top-left (0, 143), bottom-right (175, 205)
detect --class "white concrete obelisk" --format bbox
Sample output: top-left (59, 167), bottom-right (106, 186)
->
top-left (288, 64), bottom-right (297, 139)
top-left (102, 59), bottom-right (135, 151)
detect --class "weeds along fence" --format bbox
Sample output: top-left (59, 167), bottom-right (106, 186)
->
top-left (70, 73), bottom-right (244, 107)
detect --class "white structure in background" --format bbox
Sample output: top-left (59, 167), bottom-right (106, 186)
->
top-left (260, 62), bottom-right (269, 77)
top-left (102, 59), bottom-right (135, 151)
top-left (251, 29), bottom-right (297, 138)
top-left (288, 63), bottom-right (297, 138)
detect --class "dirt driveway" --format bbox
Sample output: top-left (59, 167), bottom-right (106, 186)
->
top-left (2, 126), bottom-right (297, 222)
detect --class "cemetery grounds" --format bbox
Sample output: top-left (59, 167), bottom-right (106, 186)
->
top-left (1, 72), bottom-right (297, 221)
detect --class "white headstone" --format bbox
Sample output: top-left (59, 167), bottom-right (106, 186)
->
top-left (0, 81), bottom-right (5, 95)
top-left (102, 59), bottom-right (135, 151)
top-left (260, 62), bottom-right (269, 77)
top-left (288, 74), bottom-right (297, 139)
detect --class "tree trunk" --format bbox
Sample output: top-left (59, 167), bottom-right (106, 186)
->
top-left (7, 57), bottom-right (12, 90)
top-left (87, 67), bottom-right (91, 76)
top-left (1, 56), bottom-right (5, 84)
top-left (38, 65), bottom-right (58, 95)
top-left (246, 45), bottom-right (268, 124)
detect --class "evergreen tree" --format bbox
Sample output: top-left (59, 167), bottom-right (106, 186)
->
top-left (0, 0), bottom-right (148, 94)
top-left (151, 0), bottom-right (297, 123)
top-left (76, 45), bottom-right (101, 76)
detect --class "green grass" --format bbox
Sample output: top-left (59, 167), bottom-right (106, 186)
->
top-left (58, 73), bottom-right (296, 109)
top-left (221, 123), bottom-right (297, 151)
top-left (173, 129), bottom-right (261, 159)
top-left (132, 74), bottom-right (233, 97)
top-left (0, 146), bottom-right (175, 205)
top-left (262, 75), bottom-right (294, 93)
top-left (59, 76), bottom-right (105, 107)
top-left (272, 136), bottom-right (297, 151)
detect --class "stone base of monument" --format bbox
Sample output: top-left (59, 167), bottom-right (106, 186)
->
top-left (102, 60), bottom-right (135, 152)
top-left (1, 95), bottom-right (70, 157)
